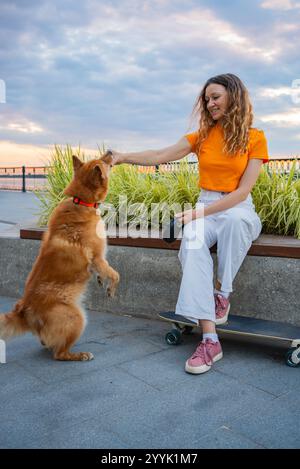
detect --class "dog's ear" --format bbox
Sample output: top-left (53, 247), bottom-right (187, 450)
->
top-left (72, 155), bottom-right (83, 172)
top-left (93, 163), bottom-right (109, 181)
top-left (94, 164), bottom-right (102, 177)
top-left (101, 150), bottom-right (113, 166)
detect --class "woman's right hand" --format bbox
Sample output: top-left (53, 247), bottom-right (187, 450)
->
top-left (105, 149), bottom-right (124, 166)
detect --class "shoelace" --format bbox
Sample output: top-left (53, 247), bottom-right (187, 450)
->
top-left (191, 340), bottom-right (213, 365)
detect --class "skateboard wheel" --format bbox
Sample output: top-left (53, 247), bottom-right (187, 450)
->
top-left (285, 346), bottom-right (300, 367)
top-left (165, 329), bottom-right (182, 345)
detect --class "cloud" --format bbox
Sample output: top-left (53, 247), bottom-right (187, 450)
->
top-left (257, 85), bottom-right (300, 105)
top-left (0, 120), bottom-right (44, 134)
top-left (0, 0), bottom-right (300, 163)
top-left (260, 109), bottom-right (300, 125)
top-left (261, 0), bottom-right (300, 10)
top-left (169, 9), bottom-right (280, 62)
top-left (0, 140), bottom-right (100, 166)
top-left (258, 87), bottom-right (293, 98)
top-left (77, 5), bottom-right (281, 68)
top-left (0, 141), bottom-right (50, 166)
top-left (0, 107), bottom-right (47, 143)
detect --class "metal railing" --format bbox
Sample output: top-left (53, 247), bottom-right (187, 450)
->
top-left (0, 158), bottom-right (299, 191)
top-left (0, 166), bottom-right (48, 191)
top-left (138, 158), bottom-right (300, 174)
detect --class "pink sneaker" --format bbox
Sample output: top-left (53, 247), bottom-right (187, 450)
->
top-left (215, 294), bottom-right (230, 325)
top-left (185, 338), bottom-right (223, 374)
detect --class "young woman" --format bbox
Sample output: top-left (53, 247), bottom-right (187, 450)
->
top-left (109, 73), bottom-right (268, 375)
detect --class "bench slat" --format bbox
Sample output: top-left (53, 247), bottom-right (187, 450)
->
top-left (19, 227), bottom-right (300, 259)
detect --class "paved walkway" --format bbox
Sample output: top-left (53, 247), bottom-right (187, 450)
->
top-left (0, 295), bottom-right (299, 449)
top-left (0, 190), bottom-right (41, 237)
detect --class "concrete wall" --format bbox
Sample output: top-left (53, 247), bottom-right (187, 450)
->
top-left (0, 237), bottom-right (299, 325)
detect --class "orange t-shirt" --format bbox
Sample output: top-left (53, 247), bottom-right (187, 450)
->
top-left (185, 124), bottom-right (269, 192)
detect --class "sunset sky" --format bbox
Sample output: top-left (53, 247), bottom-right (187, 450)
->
top-left (0, 0), bottom-right (300, 166)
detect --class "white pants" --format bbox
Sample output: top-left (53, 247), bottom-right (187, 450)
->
top-left (175, 189), bottom-right (262, 323)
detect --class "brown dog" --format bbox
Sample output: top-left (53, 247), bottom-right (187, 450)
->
top-left (0, 153), bottom-right (119, 361)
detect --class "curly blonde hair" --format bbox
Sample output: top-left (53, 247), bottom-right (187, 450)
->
top-left (191, 73), bottom-right (253, 156)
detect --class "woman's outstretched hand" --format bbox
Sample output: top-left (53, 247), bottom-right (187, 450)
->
top-left (104, 149), bottom-right (123, 166)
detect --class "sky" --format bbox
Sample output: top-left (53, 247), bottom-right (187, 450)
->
top-left (0, 0), bottom-right (300, 166)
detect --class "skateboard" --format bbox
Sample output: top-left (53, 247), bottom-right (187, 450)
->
top-left (158, 311), bottom-right (300, 367)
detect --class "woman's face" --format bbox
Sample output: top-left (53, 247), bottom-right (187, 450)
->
top-left (205, 83), bottom-right (228, 121)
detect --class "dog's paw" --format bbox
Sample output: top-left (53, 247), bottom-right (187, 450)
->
top-left (106, 286), bottom-right (116, 298)
top-left (81, 352), bottom-right (94, 361)
top-left (97, 274), bottom-right (103, 287)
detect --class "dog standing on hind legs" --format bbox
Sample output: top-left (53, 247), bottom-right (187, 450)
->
top-left (0, 152), bottom-right (120, 361)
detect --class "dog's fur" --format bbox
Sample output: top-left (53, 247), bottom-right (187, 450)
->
top-left (0, 153), bottom-right (119, 361)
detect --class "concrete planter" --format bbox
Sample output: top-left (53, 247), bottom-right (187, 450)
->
top-left (0, 237), bottom-right (299, 326)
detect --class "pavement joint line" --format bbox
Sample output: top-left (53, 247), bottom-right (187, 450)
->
top-left (115, 364), bottom-right (163, 392)
top-left (198, 425), bottom-right (268, 449)
top-left (224, 427), bottom-right (268, 449)
top-left (223, 396), bottom-right (280, 430)
top-left (32, 413), bottom-right (131, 449)
top-left (214, 368), bottom-right (281, 398)
top-left (4, 359), bottom-right (52, 386)
top-left (0, 219), bottom-right (18, 225)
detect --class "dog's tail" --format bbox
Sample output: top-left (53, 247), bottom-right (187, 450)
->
top-left (0, 300), bottom-right (29, 340)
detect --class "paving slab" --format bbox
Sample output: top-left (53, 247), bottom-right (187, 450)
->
top-left (228, 390), bottom-right (300, 449)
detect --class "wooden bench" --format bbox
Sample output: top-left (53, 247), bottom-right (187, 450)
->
top-left (20, 227), bottom-right (300, 259)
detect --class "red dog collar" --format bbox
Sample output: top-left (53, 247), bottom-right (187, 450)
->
top-left (73, 196), bottom-right (99, 209)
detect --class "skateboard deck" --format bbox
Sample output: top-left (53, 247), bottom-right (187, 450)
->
top-left (158, 311), bottom-right (300, 367)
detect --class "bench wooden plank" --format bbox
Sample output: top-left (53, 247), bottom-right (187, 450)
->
top-left (19, 227), bottom-right (300, 259)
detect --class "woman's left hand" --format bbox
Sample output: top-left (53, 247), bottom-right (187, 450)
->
top-left (174, 209), bottom-right (200, 225)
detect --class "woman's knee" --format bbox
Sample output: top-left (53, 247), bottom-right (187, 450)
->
top-left (218, 213), bottom-right (263, 250)
top-left (219, 209), bottom-right (252, 236)
top-left (221, 209), bottom-right (262, 239)
top-left (221, 209), bottom-right (244, 224)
